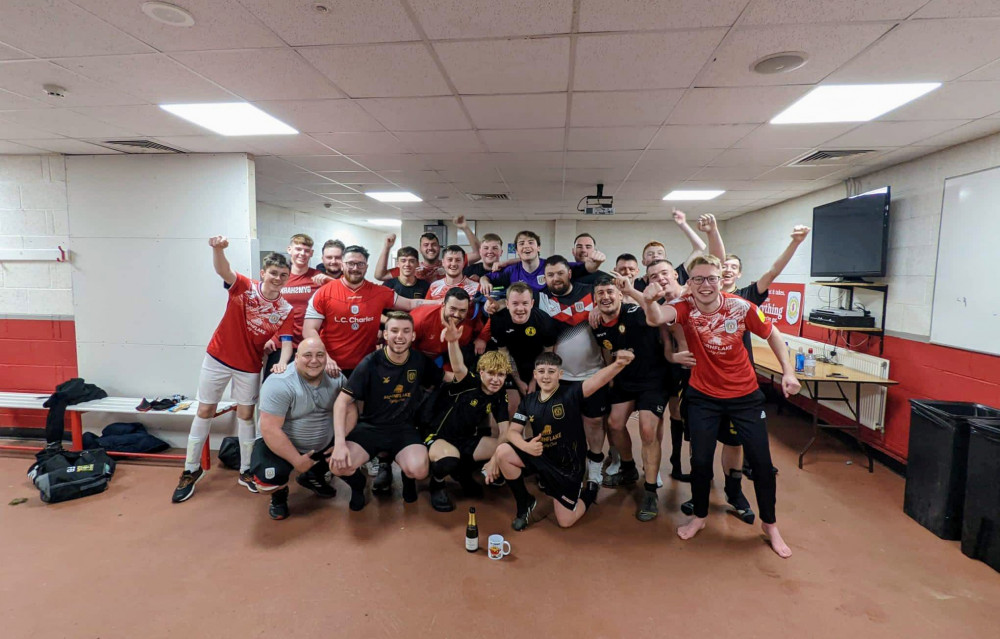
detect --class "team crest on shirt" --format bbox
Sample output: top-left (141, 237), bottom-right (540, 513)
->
top-left (602, 339), bottom-right (613, 351)
top-left (265, 467), bottom-right (275, 480)
top-left (724, 319), bottom-right (738, 334)
top-left (525, 326), bottom-right (536, 337)
top-left (407, 369), bottom-right (417, 383)
top-left (382, 377), bottom-right (390, 384)
top-left (552, 404), bottom-right (564, 419)
top-left (618, 324), bottom-right (626, 334)
top-left (351, 304), bottom-right (360, 314)
top-left (574, 302), bottom-right (585, 312)
top-left (536, 275), bottom-right (546, 285)
top-left (350, 322), bottom-right (359, 331)
top-left (268, 312), bottom-right (281, 324)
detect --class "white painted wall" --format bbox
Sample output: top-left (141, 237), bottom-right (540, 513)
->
top-left (724, 130), bottom-right (1000, 340)
top-left (257, 202), bottom-right (389, 265)
top-left (402, 219), bottom-right (558, 260)
top-left (0, 155), bottom-right (73, 317)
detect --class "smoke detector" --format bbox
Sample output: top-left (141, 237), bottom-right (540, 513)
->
top-left (141, 2), bottom-right (195, 27)
top-left (42, 84), bottom-right (67, 98)
top-left (752, 52), bottom-right (808, 75)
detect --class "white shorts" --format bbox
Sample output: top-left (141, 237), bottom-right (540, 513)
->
top-left (197, 355), bottom-right (260, 406)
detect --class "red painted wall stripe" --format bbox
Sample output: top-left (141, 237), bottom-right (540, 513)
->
top-left (0, 319), bottom-right (78, 430)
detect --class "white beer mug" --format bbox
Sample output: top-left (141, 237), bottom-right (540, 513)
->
top-left (487, 534), bottom-right (511, 560)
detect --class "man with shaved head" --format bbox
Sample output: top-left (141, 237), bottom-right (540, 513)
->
top-left (250, 337), bottom-right (345, 520)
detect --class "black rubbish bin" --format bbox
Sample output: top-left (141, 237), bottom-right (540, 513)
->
top-left (962, 419), bottom-right (1000, 572)
top-left (904, 400), bottom-right (1000, 540)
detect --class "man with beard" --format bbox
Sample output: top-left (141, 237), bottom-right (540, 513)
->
top-left (642, 256), bottom-right (799, 558)
top-left (375, 216), bottom-right (482, 283)
top-left (315, 239), bottom-right (344, 280)
top-left (480, 230), bottom-right (603, 295)
top-left (424, 319), bottom-right (512, 512)
top-left (250, 337), bottom-right (343, 520)
top-left (411, 288), bottom-right (490, 361)
top-left (328, 312), bottom-right (444, 510)
top-left (591, 274), bottom-right (670, 521)
top-left (302, 245), bottom-right (435, 379)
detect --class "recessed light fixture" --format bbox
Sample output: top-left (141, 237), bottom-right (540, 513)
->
top-left (159, 103), bottom-right (298, 136)
top-left (663, 190), bottom-right (725, 201)
top-left (367, 218), bottom-right (403, 227)
top-left (752, 52), bottom-right (808, 75)
top-left (771, 83), bottom-right (941, 124)
top-left (365, 191), bottom-right (422, 203)
top-left (141, 2), bottom-right (195, 27)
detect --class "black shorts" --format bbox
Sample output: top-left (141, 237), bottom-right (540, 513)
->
top-left (250, 436), bottom-right (332, 490)
top-left (717, 417), bottom-right (741, 446)
top-left (347, 422), bottom-right (423, 459)
top-left (424, 433), bottom-right (486, 463)
top-left (512, 446), bottom-right (583, 510)
top-left (667, 364), bottom-right (689, 396)
top-left (581, 383), bottom-right (610, 419)
top-left (608, 385), bottom-right (668, 417)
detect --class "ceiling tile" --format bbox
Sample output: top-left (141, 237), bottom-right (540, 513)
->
top-left (882, 81), bottom-right (1000, 120)
top-left (667, 86), bottom-right (810, 124)
top-left (464, 93), bottom-right (567, 129)
top-left (246, 135), bottom-right (336, 156)
top-left (437, 168), bottom-right (506, 183)
top-left (567, 127), bottom-right (658, 151)
top-left (346, 154), bottom-right (431, 171)
top-left (698, 23), bottom-right (892, 87)
top-left (740, 0), bottom-right (927, 24)
top-left (830, 19), bottom-right (1000, 83)
top-left (734, 123), bottom-right (860, 148)
top-left (0, 116), bottom-right (63, 140)
top-left (252, 100), bottom-right (384, 133)
top-left (574, 31), bottom-right (727, 91)
top-left (0, 109), bottom-right (137, 138)
top-left (0, 43), bottom-right (30, 61)
top-left (171, 49), bottom-right (342, 101)
top-left (480, 128), bottom-right (565, 152)
top-left (158, 136), bottom-right (261, 153)
top-left (278, 155), bottom-right (361, 172)
top-left (962, 57), bottom-right (1000, 81)
top-left (356, 97), bottom-right (469, 131)
top-left (53, 54), bottom-right (237, 103)
top-left (563, 167), bottom-right (631, 182)
top-left (913, 0), bottom-right (1000, 18)
top-left (570, 90), bottom-right (683, 127)
top-left (298, 43), bottom-right (450, 98)
top-left (71, 105), bottom-right (208, 136)
top-left (409, 0), bottom-right (573, 38)
top-left (311, 132), bottom-right (410, 154)
top-left (913, 118), bottom-right (1000, 147)
top-left (422, 153), bottom-right (500, 170)
top-left (828, 120), bottom-right (970, 147)
top-left (578, 0), bottom-right (748, 31)
top-left (239, 0), bottom-right (419, 46)
top-left (649, 124), bottom-right (755, 148)
top-left (565, 150), bottom-right (642, 168)
top-left (492, 152), bottom-right (564, 169)
top-left (756, 165), bottom-right (846, 181)
top-left (0, 140), bottom-right (55, 154)
top-left (0, 88), bottom-right (46, 110)
top-left (394, 130), bottom-right (485, 153)
top-left (313, 171), bottom-right (391, 185)
top-left (435, 37), bottom-right (570, 94)
top-left (70, 0), bottom-right (286, 51)
top-left (0, 61), bottom-right (146, 108)
top-left (0, 0), bottom-right (152, 57)
top-left (7, 138), bottom-right (121, 154)
top-left (710, 147), bottom-right (811, 167)
top-left (692, 165), bottom-right (770, 180)
top-left (641, 148), bottom-right (723, 167)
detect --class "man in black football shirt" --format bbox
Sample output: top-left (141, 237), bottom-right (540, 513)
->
top-left (329, 311), bottom-right (444, 511)
top-left (488, 282), bottom-right (558, 415)
top-left (487, 349), bottom-right (634, 531)
top-left (383, 245), bottom-right (431, 300)
top-left (423, 319), bottom-right (512, 512)
top-left (591, 274), bottom-right (670, 522)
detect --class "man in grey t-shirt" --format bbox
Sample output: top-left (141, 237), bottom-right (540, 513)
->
top-left (250, 337), bottom-right (344, 520)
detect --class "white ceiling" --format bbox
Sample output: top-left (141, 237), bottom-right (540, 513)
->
top-left (1, 0), bottom-right (1000, 224)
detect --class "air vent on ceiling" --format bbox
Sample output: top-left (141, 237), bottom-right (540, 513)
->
top-left (791, 149), bottom-right (876, 165)
top-left (99, 139), bottom-right (186, 154)
top-left (465, 192), bottom-right (510, 201)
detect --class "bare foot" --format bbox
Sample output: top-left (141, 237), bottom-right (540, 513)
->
top-left (676, 516), bottom-right (707, 540)
top-left (762, 522), bottom-right (792, 558)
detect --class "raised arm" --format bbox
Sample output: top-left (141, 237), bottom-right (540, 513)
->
top-left (766, 326), bottom-right (801, 398)
top-left (672, 209), bottom-right (707, 262)
top-left (639, 282), bottom-right (677, 326)
top-left (373, 233), bottom-right (396, 282)
top-left (442, 320), bottom-right (468, 383)
top-left (584, 249), bottom-right (606, 273)
top-left (208, 235), bottom-right (237, 285)
top-left (698, 213), bottom-right (726, 261)
top-left (454, 215), bottom-right (481, 263)
top-left (582, 349), bottom-right (635, 397)
top-left (756, 226), bottom-right (810, 294)
top-left (392, 294), bottom-right (440, 311)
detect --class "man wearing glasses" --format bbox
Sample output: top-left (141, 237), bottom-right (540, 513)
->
top-left (303, 246), bottom-right (436, 379)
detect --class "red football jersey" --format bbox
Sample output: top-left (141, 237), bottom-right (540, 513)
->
top-left (671, 292), bottom-right (773, 398)
top-left (388, 255), bottom-right (466, 283)
top-left (206, 273), bottom-right (294, 373)
top-left (305, 278), bottom-right (396, 370)
top-left (426, 276), bottom-right (479, 300)
top-left (410, 304), bottom-right (490, 358)
top-left (279, 268), bottom-right (323, 346)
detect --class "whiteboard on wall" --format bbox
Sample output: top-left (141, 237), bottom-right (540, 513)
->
top-left (930, 166), bottom-right (1000, 356)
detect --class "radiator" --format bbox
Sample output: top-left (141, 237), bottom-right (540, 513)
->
top-left (753, 335), bottom-right (890, 431)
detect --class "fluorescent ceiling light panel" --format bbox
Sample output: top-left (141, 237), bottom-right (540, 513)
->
top-left (159, 102), bottom-right (298, 136)
top-left (365, 191), bottom-right (422, 202)
top-left (663, 190), bottom-right (725, 201)
top-left (367, 218), bottom-right (403, 226)
top-left (771, 83), bottom-right (941, 124)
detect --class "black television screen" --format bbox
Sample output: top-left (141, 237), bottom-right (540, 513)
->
top-left (810, 188), bottom-right (890, 279)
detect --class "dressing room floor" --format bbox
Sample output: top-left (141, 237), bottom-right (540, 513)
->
top-left (2, 405), bottom-right (998, 639)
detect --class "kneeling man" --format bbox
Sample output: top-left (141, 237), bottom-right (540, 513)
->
top-left (251, 337), bottom-right (343, 520)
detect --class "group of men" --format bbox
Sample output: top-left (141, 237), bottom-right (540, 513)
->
top-left (172, 211), bottom-right (812, 559)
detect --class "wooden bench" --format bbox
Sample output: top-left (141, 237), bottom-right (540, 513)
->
top-left (0, 392), bottom-right (236, 469)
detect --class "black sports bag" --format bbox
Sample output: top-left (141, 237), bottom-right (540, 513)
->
top-left (27, 448), bottom-right (116, 504)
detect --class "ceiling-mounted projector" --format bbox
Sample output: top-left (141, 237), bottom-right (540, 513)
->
top-left (578, 183), bottom-right (615, 216)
